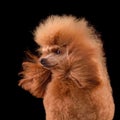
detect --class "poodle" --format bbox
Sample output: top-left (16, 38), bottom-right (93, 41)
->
top-left (18, 15), bottom-right (115, 120)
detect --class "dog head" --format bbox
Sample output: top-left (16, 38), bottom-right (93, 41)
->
top-left (33, 15), bottom-right (104, 88)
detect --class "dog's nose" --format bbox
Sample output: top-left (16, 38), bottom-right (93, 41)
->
top-left (40, 58), bottom-right (47, 65)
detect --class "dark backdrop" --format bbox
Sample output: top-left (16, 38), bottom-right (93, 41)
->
top-left (9, 1), bottom-right (119, 120)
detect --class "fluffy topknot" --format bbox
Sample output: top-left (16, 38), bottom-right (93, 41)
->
top-left (34, 15), bottom-right (102, 49)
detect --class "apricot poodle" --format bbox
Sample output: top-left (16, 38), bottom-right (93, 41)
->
top-left (19, 15), bottom-right (115, 120)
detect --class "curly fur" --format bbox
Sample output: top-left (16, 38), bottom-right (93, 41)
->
top-left (19, 15), bottom-right (115, 120)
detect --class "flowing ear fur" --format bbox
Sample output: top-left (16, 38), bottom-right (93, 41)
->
top-left (64, 45), bottom-right (102, 89)
top-left (69, 58), bottom-right (101, 89)
top-left (18, 52), bottom-right (51, 98)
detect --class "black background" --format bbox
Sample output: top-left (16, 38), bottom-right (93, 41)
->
top-left (4, 1), bottom-right (119, 120)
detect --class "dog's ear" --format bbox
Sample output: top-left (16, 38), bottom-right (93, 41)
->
top-left (65, 46), bottom-right (102, 89)
top-left (18, 52), bottom-right (51, 98)
top-left (69, 59), bottom-right (101, 89)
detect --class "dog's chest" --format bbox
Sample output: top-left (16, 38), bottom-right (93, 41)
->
top-left (43, 81), bottom-right (96, 120)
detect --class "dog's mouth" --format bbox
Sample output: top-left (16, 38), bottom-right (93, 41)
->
top-left (42, 63), bottom-right (57, 68)
top-left (42, 64), bottom-right (58, 71)
top-left (41, 62), bottom-right (57, 69)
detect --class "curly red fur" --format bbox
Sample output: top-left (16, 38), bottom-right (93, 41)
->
top-left (18, 15), bottom-right (115, 120)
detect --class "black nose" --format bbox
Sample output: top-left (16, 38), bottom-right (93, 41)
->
top-left (40, 58), bottom-right (47, 65)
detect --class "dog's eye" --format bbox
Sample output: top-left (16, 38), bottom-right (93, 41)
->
top-left (54, 49), bottom-right (61, 54)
